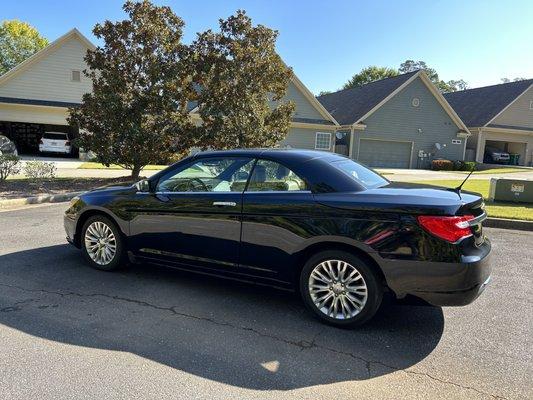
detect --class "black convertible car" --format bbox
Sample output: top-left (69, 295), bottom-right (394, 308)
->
top-left (65, 149), bottom-right (491, 327)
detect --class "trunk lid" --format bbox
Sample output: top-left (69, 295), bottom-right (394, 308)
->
top-left (315, 182), bottom-right (486, 244)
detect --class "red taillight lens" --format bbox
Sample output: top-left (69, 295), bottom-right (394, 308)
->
top-left (39, 139), bottom-right (43, 144)
top-left (65, 141), bottom-right (71, 146)
top-left (417, 215), bottom-right (475, 243)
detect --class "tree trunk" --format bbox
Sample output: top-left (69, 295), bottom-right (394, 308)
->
top-left (131, 164), bottom-right (142, 180)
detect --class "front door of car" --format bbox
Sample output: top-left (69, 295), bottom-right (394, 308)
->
top-left (129, 156), bottom-right (254, 271)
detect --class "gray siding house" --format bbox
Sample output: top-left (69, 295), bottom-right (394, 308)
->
top-left (318, 71), bottom-right (470, 168)
top-left (444, 79), bottom-right (533, 166)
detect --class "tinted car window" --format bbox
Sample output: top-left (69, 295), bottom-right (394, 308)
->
top-left (331, 159), bottom-right (388, 189)
top-left (43, 133), bottom-right (69, 140)
top-left (247, 159), bottom-right (307, 192)
top-left (157, 157), bottom-right (254, 193)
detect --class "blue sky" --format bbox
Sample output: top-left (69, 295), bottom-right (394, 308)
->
top-left (2, 0), bottom-right (532, 94)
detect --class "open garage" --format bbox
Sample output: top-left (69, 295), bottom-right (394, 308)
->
top-left (445, 79), bottom-right (533, 167)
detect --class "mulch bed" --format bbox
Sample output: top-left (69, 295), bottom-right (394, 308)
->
top-left (0, 177), bottom-right (138, 200)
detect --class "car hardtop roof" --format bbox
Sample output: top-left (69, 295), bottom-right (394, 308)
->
top-left (193, 148), bottom-right (348, 163)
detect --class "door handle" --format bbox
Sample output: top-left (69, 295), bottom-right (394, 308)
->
top-left (212, 201), bottom-right (237, 207)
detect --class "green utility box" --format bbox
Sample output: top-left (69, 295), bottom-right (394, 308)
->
top-left (489, 178), bottom-right (533, 203)
top-left (509, 154), bottom-right (520, 165)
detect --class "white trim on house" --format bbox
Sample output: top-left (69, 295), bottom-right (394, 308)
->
top-left (354, 72), bottom-right (421, 125)
top-left (314, 132), bottom-right (332, 150)
top-left (0, 28), bottom-right (95, 86)
top-left (290, 73), bottom-right (339, 126)
top-left (484, 83), bottom-right (533, 126)
top-left (348, 71), bottom-right (470, 135)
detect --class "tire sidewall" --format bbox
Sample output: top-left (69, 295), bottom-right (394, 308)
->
top-left (81, 215), bottom-right (124, 271)
top-left (299, 250), bottom-right (383, 328)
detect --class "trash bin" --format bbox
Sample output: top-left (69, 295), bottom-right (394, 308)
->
top-left (509, 154), bottom-right (520, 165)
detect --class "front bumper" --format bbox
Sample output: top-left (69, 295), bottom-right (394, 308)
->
top-left (380, 239), bottom-right (492, 306)
top-left (64, 214), bottom-right (80, 248)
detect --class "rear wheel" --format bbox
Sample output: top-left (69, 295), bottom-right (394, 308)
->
top-left (81, 215), bottom-right (124, 271)
top-left (300, 250), bottom-right (383, 327)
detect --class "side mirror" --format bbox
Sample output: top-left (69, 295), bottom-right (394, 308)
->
top-left (136, 179), bottom-right (151, 193)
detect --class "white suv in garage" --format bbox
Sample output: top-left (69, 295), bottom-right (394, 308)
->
top-left (39, 132), bottom-right (72, 155)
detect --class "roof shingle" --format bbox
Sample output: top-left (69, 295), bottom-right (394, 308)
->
top-left (444, 79), bottom-right (533, 127)
top-left (317, 71), bottom-right (419, 125)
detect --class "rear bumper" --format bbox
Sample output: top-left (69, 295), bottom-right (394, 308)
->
top-left (380, 239), bottom-right (492, 306)
top-left (39, 145), bottom-right (71, 154)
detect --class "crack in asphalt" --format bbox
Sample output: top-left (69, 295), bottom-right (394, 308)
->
top-left (0, 282), bottom-right (508, 399)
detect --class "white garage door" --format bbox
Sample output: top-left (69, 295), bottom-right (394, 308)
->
top-left (358, 139), bottom-right (412, 168)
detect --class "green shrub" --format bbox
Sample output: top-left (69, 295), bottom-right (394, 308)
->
top-left (0, 154), bottom-right (21, 181)
top-left (23, 160), bottom-right (56, 181)
top-left (431, 159), bottom-right (454, 171)
top-left (461, 161), bottom-right (477, 171)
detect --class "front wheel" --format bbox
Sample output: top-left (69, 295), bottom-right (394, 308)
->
top-left (299, 250), bottom-right (383, 328)
top-left (81, 215), bottom-right (124, 271)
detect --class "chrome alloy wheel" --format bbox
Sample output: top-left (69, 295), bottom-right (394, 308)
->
top-left (84, 221), bottom-right (117, 266)
top-left (308, 260), bottom-right (368, 320)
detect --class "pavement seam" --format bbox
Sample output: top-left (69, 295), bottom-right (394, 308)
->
top-left (0, 282), bottom-right (509, 400)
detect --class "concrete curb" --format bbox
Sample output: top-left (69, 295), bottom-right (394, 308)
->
top-left (485, 217), bottom-right (533, 232)
top-left (0, 191), bottom-right (85, 208)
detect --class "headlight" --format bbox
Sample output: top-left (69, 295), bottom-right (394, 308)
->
top-left (69, 196), bottom-right (80, 208)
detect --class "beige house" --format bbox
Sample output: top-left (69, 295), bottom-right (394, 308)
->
top-left (445, 79), bottom-right (533, 166)
top-left (0, 28), bottom-right (338, 157)
top-left (0, 29), bottom-right (94, 155)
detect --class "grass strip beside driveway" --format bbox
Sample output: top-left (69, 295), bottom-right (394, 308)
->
top-left (411, 179), bottom-right (533, 221)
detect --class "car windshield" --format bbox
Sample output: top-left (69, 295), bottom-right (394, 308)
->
top-left (331, 159), bottom-right (389, 189)
top-left (43, 132), bottom-right (68, 140)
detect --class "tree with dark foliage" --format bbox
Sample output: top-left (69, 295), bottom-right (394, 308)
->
top-left (69, 0), bottom-right (195, 179)
top-left (190, 10), bottom-right (295, 150)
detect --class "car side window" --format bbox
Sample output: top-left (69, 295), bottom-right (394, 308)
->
top-left (156, 157), bottom-right (254, 193)
top-left (246, 159), bottom-right (307, 192)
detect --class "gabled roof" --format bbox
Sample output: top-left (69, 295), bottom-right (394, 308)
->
top-left (444, 79), bottom-right (533, 127)
top-left (317, 70), bottom-right (469, 132)
top-left (317, 71), bottom-right (418, 125)
top-left (0, 28), bottom-right (95, 87)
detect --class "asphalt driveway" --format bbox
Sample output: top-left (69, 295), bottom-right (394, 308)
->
top-left (0, 204), bottom-right (531, 399)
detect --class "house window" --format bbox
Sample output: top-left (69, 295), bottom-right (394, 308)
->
top-left (411, 97), bottom-right (420, 107)
top-left (71, 70), bottom-right (81, 82)
top-left (315, 132), bottom-right (332, 150)
top-left (529, 100), bottom-right (533, 110)
top-left (452, 139), bottom-right (462, 145)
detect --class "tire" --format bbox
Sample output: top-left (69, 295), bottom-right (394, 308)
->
top-left (81, 215), bottom-right (124, 271)
top-left (299, 250), bottom-right (383, 328)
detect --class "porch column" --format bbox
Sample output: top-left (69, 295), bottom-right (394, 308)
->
top-left (475, 129), bottom-right (485, 163)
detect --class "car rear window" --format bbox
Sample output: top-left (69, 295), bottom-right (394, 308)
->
top-left (331, 159), bottom-right (389, 189)
top-left (43, 133), bottom-right (68, 140)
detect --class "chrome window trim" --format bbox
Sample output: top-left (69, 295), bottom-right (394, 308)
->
top-left (147, 190), bottom-right (313, 195)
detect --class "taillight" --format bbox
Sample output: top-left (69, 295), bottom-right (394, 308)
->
top-left (39, 139), bottom-right (43, 144)
top-left (65, 141), bottom-right (71, 146)
top-left (417, 215), bottom-right (475, 243)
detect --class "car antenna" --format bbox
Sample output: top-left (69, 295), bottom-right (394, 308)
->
top-left (453, 163), bottom-right (476, 194)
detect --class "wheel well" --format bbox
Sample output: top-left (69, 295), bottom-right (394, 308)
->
top-left (293, 242), bottom-right (388, 290)
top-left (74, 210), bottom-right (120, 247)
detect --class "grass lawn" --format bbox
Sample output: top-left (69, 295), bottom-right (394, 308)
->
top-left (411, 179), bottom-right (533, 221)
top-left (78, 162), bottom-right (166, 171)
top-left (447, 167), bottom-right (530, 175)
